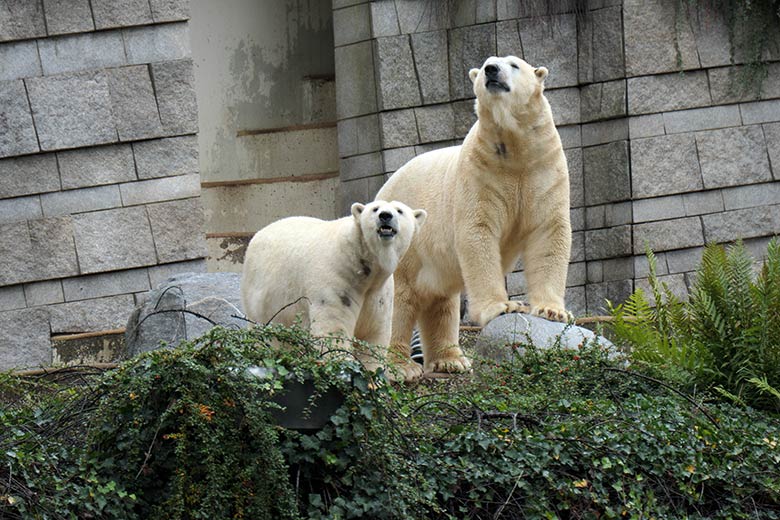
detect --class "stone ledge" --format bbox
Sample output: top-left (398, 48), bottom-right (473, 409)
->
top-left (633, 217), bottom-right (704, 255)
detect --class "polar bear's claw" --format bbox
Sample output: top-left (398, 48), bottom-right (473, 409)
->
top-left (426, 354), bottom-right (472, 374)
top-left (531, 306), bottom-right (573, 324)
top-left (478, 300), bottom-right (531, 326)
top-left (387, 361), bottom-right (424, 382)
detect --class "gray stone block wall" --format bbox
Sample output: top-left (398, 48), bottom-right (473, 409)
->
top-left (0, 0), bottom-right (205, 370)
top-left (333, 0), bottom-right (780, 319)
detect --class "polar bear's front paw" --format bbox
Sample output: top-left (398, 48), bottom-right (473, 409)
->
top-left (425, 346), bottom-right (472, 374)
top-left (386, 361), bottom-right (424, 382)
top-left (476, 300), bottom-right (531, 326)
top-left (531, 305), bottom-right (573, 323)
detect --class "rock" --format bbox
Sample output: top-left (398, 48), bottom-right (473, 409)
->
top-left (474, 313), bottom-right (617, 361)
top-left (123, 272), bottom-right (246, 358)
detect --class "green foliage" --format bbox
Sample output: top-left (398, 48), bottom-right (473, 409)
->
top-left (610, 239), bottom-right (780, 411)
top-left (4, 326), bottom-right (780, 518)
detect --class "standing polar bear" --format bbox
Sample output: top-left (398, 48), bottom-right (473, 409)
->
top-left (241, 200), bottom-right (426, 370)
top-left (376, 56), bottom-right (572, 380)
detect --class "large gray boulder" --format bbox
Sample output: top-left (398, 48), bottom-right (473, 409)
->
top-left (123, 272), bottom-right (247, 358)
top-left (474, 313), bottom-right (619, 361)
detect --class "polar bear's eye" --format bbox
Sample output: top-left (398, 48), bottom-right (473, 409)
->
top-left (372, 207), bottom-right (379, 212)
top-left (510, 63), bottom-right (520, 70)
top-left (397, 208), bottom-right (403, 215)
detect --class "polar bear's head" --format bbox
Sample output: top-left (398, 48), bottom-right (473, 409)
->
top-left (351, 200), bottom-right (426, 270)
top-left (469, 56), bottom-right (548, 126)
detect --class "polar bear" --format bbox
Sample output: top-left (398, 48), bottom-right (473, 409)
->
top-left (376, 56), bottom-right (572, 380)
top-left (241, 200), bottom-right (426, 370)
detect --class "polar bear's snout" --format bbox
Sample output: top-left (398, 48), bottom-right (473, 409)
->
top-left (377, 211), bottom-right (398, 239)
top-left (484, 63), bottom-right (510, 93)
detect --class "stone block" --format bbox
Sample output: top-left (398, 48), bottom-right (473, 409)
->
top-left (691, 8), bottom-right (733, 69)
top-left (631, 134), bottom-right (702, 198)
top-left (49, 294), bottom-right (135, 334)
top-left (148, 259), bottom-right (206, 288)
top-left (635, 274), bottom-right (689, 305)
top-left (339, 152), bottom-right (383, 182)
top-left (703, 205), bottom-right (780, 243)
top-left (92, 0), bottom-right (152, 29)
top-left (415, 104), bottom-right (455, 142)
top-left (333, 0), bottom-right (367, 8)
top-left (633, 217), bottom-right (703, 254)
top-left (581, 118), bottom-right (628, 147)
top-left (585, 225), bottom-right (632, 260)
top-left (108, 66), bottom-right (164, 141)
top-left (628, 71), bottom-right (711, 115)
top-left (683, 190), bottom-right (724, 216)
top-left (133, 135), bottom-right (198, 179)
top-left (722, 182), bottom-right (780, 211)
top-left (579, 6), bottom-right (625, 83)
top-left (120, 173), bottom-right (200, 206)
top-left (26, 70), bottom-right (117, 151)
top-left (740, 99), bottom-right (780, 125)
top-left (696, 126), bottom-right (772, 189)
top-left (382, 146), bottom-right (415, 173)
top-left (374, 35), bottom-right (421, 110)
top-left (333, 3), bottom-right (370, 46)
top-left (546, 87), bottom-right (580, 126)
top-left (0, 285), bottom-right (25, 311)
top-left (24, 280), bottom-right (64, 306)
top-left (496, 20), bottom-right (521, 57)
top-left (395, 1), bottom-right (448, 33)
top-left (498, 0), bottom-right (583, 18)
top-left (518, 14), bottom-right (578, 88)
top-left (415, 140), bottom-right (456, 155)
top-left (124, 22), bottom-right (189, 64)
top-left (58, 144), bottom-right (136, 190)
top-left (370, 1), bottom-right (400, 37)
top-left (0, 217), bottom-right (79, 286)
top-left (0, 154), bottom-right (59, 199)
top-left (38, 32), bottom-right (126, 76)
top-left (571, 231), bottom-right (584, 262)
top-left (665, 247), bottom-right (703, 274)
top-left (338, 116), bottom-right (380, 158)
top-left (43, 0), bottom-right (94, 34)
top-left (0, 40), bottom-right (42, 80)
top-left (570, 207), bottom-right (585, 232)
top-left (568, 261), bottom-right (587, 287)
top-left (147, 198), bottom-right (207, 264)
top-left (73, 207), bottom-right (157, 273)
top-left (628, 114), bottom-right (665, 139)
top-left (585, 205), bottom-right (605, 230)
top-left (602, 257), bottom-right (635, 282)
top-left (557, 124), bottom-right (581, 149)
top-left (566, 147), bottom-right (583, 207)
top-left (476, 0), bottom-right (497, 23)
top-left (449, 0), bottom-right (477, 27)
top-left (566, 285), bottom-right (586, 318)
top-left (411, 30), bottom-right (450, 104)
top-left (587, 260), bottom-right (603, 283)
top-left (765, 123), bottom-right (780, 179)
top-left (633, 195), bottom-right (685, 223)
top-left (708, 64), bottom-right (780, 105)
top-left (41, 185), bottom-right (121, 217)
top-left (150, 59), bottom-right (198, 135)
top-left (623, 0), bottom-right (699, 76)
top-left (63, 268), bottom-right (150, 302)
top-left (449, 23), bottom-right (496, 100)
top-left (0, 307), bottom-right (50, 370)
top-left (605, 202), bottom-right (632, 227)
top-left (453, 99), bottom-right (477, 138)
top-left (663, 105), bottom-right (741, 135)
top-left (634, 252), bottom-right (669, 278)
top-left (379, 109), bottom-right (418, 148)
top-left (0, 196), bottom-right (42, 224)
top-left (586, 280), bottom-right (633, 314)
top-left (583, 141), bottom-right (630, 205)
top-left (150, 0), bottom-right (190, 22)
top-left (580, 80), bottom-right (626, 122)
top-left (335, 42), bottom-right (377, 119)
top-left (0, 0), bottom-right (46, 42)
top-left (0, 80), bottom-right (39, 158)
top-left (506, 270), bottom-right (526, 295)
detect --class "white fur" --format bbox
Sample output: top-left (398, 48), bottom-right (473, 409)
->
top-left (241, 200), bottom-right (426, 371)
top-left (376, 56), bottom-right (572, 381)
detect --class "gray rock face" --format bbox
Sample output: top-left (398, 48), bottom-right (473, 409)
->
top-left (123, 272), bottom-right (246, 358)
top-left (475, 313), bottom-right (616, 361)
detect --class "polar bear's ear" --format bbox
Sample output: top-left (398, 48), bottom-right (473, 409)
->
top-left (469, 68), bottom-right (480, 83)
top-left (413, 209), bottom-right (427, 228)
top-left (534, 67), bottom-right (549, 82)
top-left (351, 203), bottom-right (365, 220)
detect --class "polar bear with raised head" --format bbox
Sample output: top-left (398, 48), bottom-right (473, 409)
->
top-left (241, 200), bottom-right (426, 371)
top-left (376, 56), bottom-right (572, 381)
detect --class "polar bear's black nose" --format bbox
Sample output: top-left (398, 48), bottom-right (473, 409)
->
top-left (378, 211), bottom-right (393, 222)
top-left (485, 64), bottom-right (499, 77)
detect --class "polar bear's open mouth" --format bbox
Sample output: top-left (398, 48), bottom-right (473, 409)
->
top-left (378, 224), bottom-right (397, 239)
top-left (486, 79), bottom-right (510, 93)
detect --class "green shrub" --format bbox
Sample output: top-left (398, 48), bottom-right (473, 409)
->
top-left (610, 239), bottom-right (780, 411)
